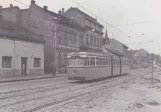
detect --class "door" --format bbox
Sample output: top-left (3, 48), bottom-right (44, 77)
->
top-left (21, 57), bottom-right (27, 76)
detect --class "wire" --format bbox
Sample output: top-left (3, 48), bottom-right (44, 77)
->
top-left (107, 20), bottom-right (161, 27)
top-left (72, 0), bottom-right (131, 38)
top-left (13, 0), bottom-right (29, 6)
top-left (125, 41), bottom-right (155, 45)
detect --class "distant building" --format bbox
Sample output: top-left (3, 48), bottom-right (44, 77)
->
top-left (64, 7), bottom-right (104, 52)
top-left (0, 17), bottom-right (45, 77)
top-left (104, 38), bottom-right (129, 57)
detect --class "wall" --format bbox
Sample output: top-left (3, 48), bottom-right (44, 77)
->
top-left (0, 37), bottom-right (44, 77)
top-left (64, 8), bottom-right (85, 27)
top-left (0, 7), bottom-right (21, 23)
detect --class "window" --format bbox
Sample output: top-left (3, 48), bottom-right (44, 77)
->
top-left (69, 58), bottom-right (85, 66)
top-left (90, 35), bottom-right (93, 46)
top-left (96, 57), bottom-right (100, 66)
top-left (34, 58), bottom-right (41, 68)
top-left (97, 38), bottom-right (99, 47)
top-left (90, 57), bottom-right (95, 66)
top-left (64, 33), bottom-right (67, 46)
top-left (85, 57), bottom-right (90, 66)
top-left (2, 56), bottom-right (12, 68)
top-left (94, 36), bottom-right (96, 46)
top-left (105, 58), bottom-right (108, 65)
top-left (86, 34), bottom-right (89, 45)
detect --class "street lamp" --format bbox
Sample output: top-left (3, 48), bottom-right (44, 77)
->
top-left (51, 16), bottom-right (60, 75)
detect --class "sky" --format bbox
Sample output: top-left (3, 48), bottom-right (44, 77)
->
top-left (1, 0), bottom-right (161, 54)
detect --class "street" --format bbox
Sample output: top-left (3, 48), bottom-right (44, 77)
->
top-left (0, 77), bottom-right (71, 93)
top-left (0, 68), bottom-right (158, 112)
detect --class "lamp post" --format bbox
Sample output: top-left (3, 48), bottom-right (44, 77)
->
top-left (51, 17), bottom-right (60, 75)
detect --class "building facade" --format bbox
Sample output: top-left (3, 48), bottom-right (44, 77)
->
top-left (0, 1), bottom-right (105, 74)
top-left (0, 0), bottom-right (87, 73)
top-left (64, 7), bottom-right (104, 52)
top-left (0, 17), bottom-right (44, 77)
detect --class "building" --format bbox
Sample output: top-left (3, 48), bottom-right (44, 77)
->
top-left (64, 7), bottom-right (104, 52)
top-left (0, 17), bottom-right (45, 77)
top-left (0, 1), bottom-right (87, 73)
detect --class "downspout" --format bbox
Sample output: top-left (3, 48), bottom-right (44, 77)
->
top-left (14, 39), bottom-right (16, 76)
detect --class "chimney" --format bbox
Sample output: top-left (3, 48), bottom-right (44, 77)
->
top-left (43, 6), bottom-right (48, 10)
top-left (31, 0), bottom-right (35, 5)
top-left (62, 8), bottom-right (65, 14)
top-left (58, 10), bottom-right (61, 15)
top-left (10, 4), bottom-right (13, 7)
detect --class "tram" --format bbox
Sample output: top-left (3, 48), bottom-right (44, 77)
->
top-left (67, 52), bottom-right (130, 81)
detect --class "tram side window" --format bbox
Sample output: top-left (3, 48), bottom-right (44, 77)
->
top-left (109, 58), bottom-right (111, 65)
top-left (113, 59), bottom-right (115, 65)
top-left (84, 57), bottom-right (90, 66)
top-left (105, 58), bottom-right (108, 65)
top-left (100, 58), bottom-right (103, 66)
top-left (96, 57), bottom-right (99, 66)
top-left (103, 58), bottom-right (106, 65)
top-left (90, 57), bottom-right (95, 66)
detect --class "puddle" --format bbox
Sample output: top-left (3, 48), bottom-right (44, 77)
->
top-left (147, 101), bottom-right (160, 106)
top-left (135, 103), bottom-right (144, 108)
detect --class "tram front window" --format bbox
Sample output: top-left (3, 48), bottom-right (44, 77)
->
top-left (68, 58), bottom-right (85, 67)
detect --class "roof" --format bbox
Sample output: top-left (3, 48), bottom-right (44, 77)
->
top-left (0, 18), bottom-right (45, 44)
top-left (69, 7), bottom-right (104, 27)
top-left (110, 38), bottom-right (129, 49)
top-left (105, 47), bottom-right (125, 57)
top-left (34, 4), bottom-right (86, 31)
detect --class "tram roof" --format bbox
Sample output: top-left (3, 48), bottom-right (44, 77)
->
top-left (68, 52), bottom-right (115, 57)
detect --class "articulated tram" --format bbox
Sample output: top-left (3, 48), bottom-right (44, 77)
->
top-left (67, 52), bottom-right (130, 81)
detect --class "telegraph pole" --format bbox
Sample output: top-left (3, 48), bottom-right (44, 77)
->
top-left (152, 59), bottom-right (154, 84)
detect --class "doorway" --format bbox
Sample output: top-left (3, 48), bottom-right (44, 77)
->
top-left (21, 57), bottom-right (27, 76)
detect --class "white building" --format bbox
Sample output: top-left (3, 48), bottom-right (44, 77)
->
top-left (0, 17), bottom-right (45, 77)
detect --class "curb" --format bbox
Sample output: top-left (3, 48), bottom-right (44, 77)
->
top-left (0, 76), bottom-right (61, 84)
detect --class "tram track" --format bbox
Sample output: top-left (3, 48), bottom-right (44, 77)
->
top-left (0, 68), bottom-right (150, 112)
top-left (0, 68), bottom-right (148, 109)
top-left (32, 68), bottom-right (151, 112)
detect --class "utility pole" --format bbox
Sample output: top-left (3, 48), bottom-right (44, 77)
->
top-left (151, 55), bottom-right (154, 84)
top-left (51, 17), bottom-right (60, 75)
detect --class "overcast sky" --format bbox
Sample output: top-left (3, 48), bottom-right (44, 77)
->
top-left (1, 0), bottom-right (161, 54)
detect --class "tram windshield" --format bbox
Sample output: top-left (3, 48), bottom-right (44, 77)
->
top-left (69, 58), bottom-right (85, 66)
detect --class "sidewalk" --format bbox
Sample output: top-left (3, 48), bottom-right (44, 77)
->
top-left (0, 73), bottom-right (67, 83)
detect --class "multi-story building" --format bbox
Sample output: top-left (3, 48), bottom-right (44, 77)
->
top-left (64, 7), bottom-right (104, 52)
top-left (0, 16), bottom-right (45, 77)
top-left (0, 0), bottom-right (86, 73)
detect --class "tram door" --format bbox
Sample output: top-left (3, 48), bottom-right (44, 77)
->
top-left (111, 55), bottom-right (113, 77)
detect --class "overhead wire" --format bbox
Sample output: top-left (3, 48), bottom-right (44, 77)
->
top-left (107, 20), bottom-right (161, 27)
top-left (13, 0), bottom-right (29, 6)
